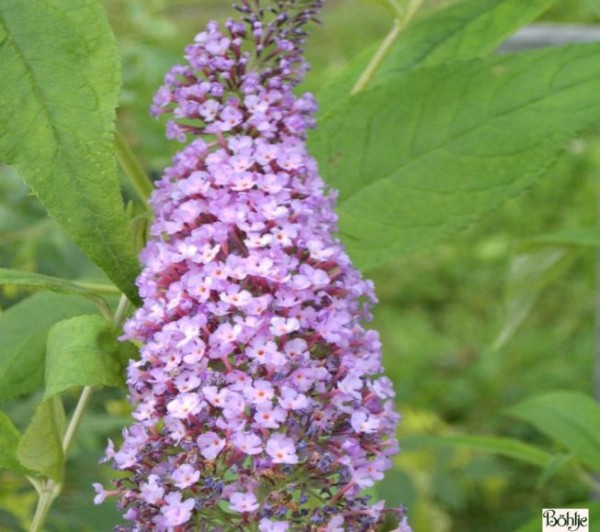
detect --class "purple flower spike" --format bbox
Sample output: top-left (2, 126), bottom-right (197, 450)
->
top-left (100, 1), bottom-right (410, 530)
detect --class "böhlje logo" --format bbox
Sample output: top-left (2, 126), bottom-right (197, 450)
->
top-left (542, 508), bottom-right (589, 532)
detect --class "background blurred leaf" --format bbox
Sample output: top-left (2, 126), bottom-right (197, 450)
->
top-left (413, 434), bottom-right (555, 467)
top-left (535, 453), bottom-right (574, 488)
top-left (0, 0), bottom-right (140, 303)
top-left (318, 0), bottom-right (558, 105)
top-left (507, 391), bottom-right (600, 471)
top-left (492, 249), bottom-right (570, 350)
top-left (0, 165), bottom-right (98, 287)
top-left (0, 410), bottom-right (31, 476)
top-left (529, 226), bottom-right (600, 247)
top-left (310, 44), bottom-right (600, 270)
top-left (0, 293), bottom-right (97, 403)
top-left (16, 397), bottom-right (66, 483)
top-left (583, 0), bottom-right (600, 16)
top-left (361, 0), bottom-right (405, 17)
top-left (44, 315), bottom-right (136, 400)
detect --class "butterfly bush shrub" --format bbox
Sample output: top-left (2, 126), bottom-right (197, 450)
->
top-left (95, 0), bottom-right (408, 530)
top-left (6, 0), bottom-right (600, 531)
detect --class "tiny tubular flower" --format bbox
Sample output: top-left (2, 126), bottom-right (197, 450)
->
top-left (229, 491), bottom-right (259, 513)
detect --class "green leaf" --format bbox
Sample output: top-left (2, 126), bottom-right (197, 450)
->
top-left (584, 0), bottom-right (600, 16)
top-left (0, 267), bottom-right (111, 317)
top-left (0, 410), bottom-right (32, 475)
top-left (375, 0), bottom-right (559, 83)
top-left (416, 434), bottom-right (554, 467)
top-left (507, 391), bottom-right (600, 471)
top-left (44, 314), bottom-right (137, 400)
top-left (310, 44), bottom-right (600, 270)
top-left (318, 0), bottom-right (558, 105)
top-left (529, 226), bottom-right (600, 247)
top-left (361, 0), bottom-right (405, 17)
top-left (492, 249), bottom-right (571, 350)
top-left (535, 453), bottom-right (573, 489)
top-left (16, 396), bottom-right (66, 482)
top-left (0, 0), bottom-right (140, 304)
top-left (0, 292), bottom-right (97, 403)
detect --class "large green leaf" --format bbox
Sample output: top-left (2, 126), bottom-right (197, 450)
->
top-left (16, 396), bottom-right (66, 482)
top-left (0, 0), bottom-right (140, 304)
top-left (310, 44), bottom-right (600, 270)
top-left (0, 267), bottom-right (111, 317)
top-left (318, 0), bottom-right (558, 105)
top-left (44, 315), bottom-right (136, 400)
top-left (0, 292), bottom-right (96, 403)
top-left (0, 410), bottom-right (32, 475)
top-left (507, 391), bottom-right (600, 472)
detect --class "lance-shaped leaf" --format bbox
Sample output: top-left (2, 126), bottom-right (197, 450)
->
top-left (507, 391), bottom-right (600, 472)
top-left (0, 293), bottom-right (97, 403)
top-left (415, 434), bottom-right (555, 467)
top-left (310, 44), bottom-right (600, 270)
top-left (0, 0), bottom-right (140, 304)
top-left (44, 314), bottom-right (137, 400)
top-left (0, 410), bottom-right (32, 475)
top-left (492, 249), bottom-right (570, 351)
top-left (16, 396), bottom-right (66, 482)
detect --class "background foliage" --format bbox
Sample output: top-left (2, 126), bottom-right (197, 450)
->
top-left (2, 0), bottom-right (600, 530)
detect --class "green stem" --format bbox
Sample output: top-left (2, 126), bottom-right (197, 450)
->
top-left (90, 297), bottom-right (114, 323)
top-left (115, 131), bottom-right (154, 205)
top-left (30, 482), bottom-right (61, 532)
top-left (29, 388), bottom-right (94, 532)
top-left (113, 293), bottom-right (131, 326)
top-left (76, 283), bottom-right (121, 321)
top-left (61, 387), bottom-right (94, 457)
top-left (350, 0), bottom-right (424, 95)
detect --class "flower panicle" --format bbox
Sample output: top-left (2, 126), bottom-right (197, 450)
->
top-left (97, 1), bottom-right (410, 530)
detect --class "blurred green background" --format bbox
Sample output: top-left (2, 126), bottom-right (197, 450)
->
top-left (2, 0), bottom-right (600, 530)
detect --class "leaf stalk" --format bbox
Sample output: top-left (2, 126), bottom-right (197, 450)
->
top-left (351, 0), bottom-right (423, 95)
top-left (115, 131), bottom-right (154, 205)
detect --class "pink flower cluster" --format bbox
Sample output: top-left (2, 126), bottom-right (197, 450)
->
top-left (97, 1), bottom-right (409, 530)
